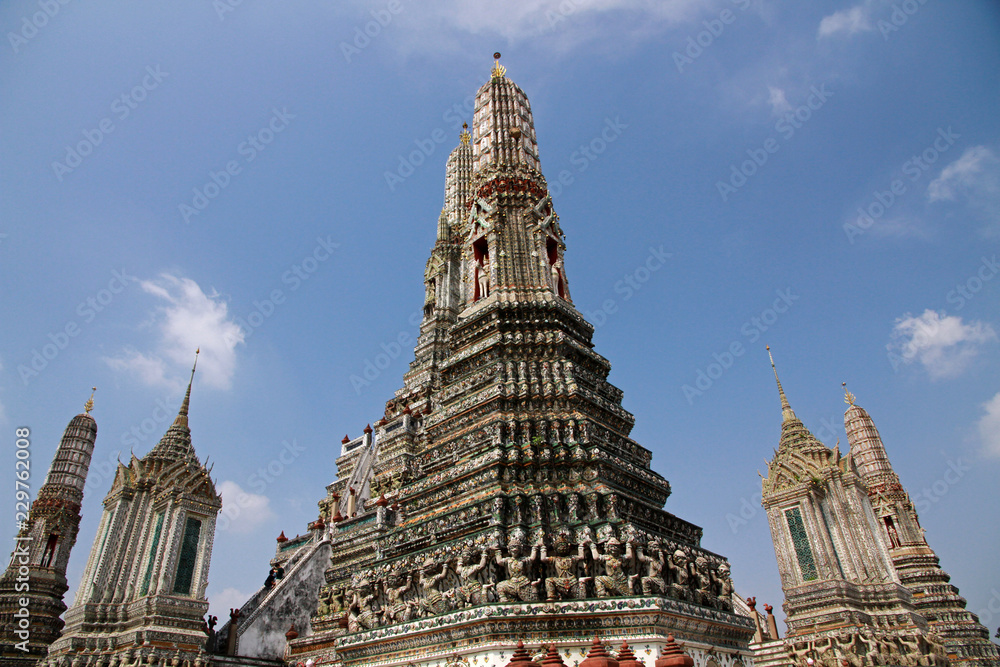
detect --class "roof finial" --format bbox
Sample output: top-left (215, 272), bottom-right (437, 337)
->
top-left (84, 387), bottom-right (96, 415)
top-left (460, 122), bottom-right (470, 145)
top-left (766, 346), bottom-right (796, 422)
top-left (491, 52), bottom-right (506, 79)
top-left (843, 381), bottom-right (856, 406)
top-left (174, 348), bottom-right (199, 428)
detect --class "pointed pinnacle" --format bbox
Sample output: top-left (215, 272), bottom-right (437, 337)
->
top-left (174, 349), bottom-right (200, 428)
top-left (766, 346), bottom-right (796, 422)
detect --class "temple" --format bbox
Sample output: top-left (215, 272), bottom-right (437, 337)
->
top-left (844, 386), bottom-right (1000, 665)
top-left (44, 353), bottom-right (223, 666)
top-left (0, 392), bottom-right (98, 666)
top-left (10, 55), bottom-right (999, 667)
top-left (753, 350), bottom-right (998, 667)
top-left (272, 54), bottom-right (754, 666)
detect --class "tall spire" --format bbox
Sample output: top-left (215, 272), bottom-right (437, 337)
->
top-left (173, 348), bottom-right (199, 428)
top-left (766, 346), bottom-right (795, 422)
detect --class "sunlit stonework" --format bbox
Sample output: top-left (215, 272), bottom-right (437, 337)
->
top-left (42, 358), bottom-right (223, 667)
top-left (226, 56), bottom-right (756, 667)
top-left (752, 353), bottom-right (999, 667)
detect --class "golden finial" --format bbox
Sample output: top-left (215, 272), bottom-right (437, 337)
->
top-left (460, 122), bottom-right (470, 145)
top-left (491, 52), bottom-right (506, 79)
top-left (843, 382), bottom-right (856, 406)
top-left (84, 387), bottom-right (96, 414)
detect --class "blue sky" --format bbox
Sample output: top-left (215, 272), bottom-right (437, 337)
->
top-left (2, 0), bottom-right (999, 631)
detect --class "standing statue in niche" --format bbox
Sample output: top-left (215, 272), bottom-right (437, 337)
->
top-left (589, 538), bottom-right (633, 598)
top-left (380, 572), bottom-right (415, 624)
top-left (454, 548), bottom-right (492, 608)
top-left (477, 255), bottom-right (491, 299)
top-left (494, 539), bottom-right (541, 602)
top-left (425, 280), bottom-right (436, 311)
top-left (886, 521), bottom-right (901, 548)
top-left (550, 258), bottom-right (565, 298)
top-left (418, 558), bottom-right (449, 617)
top-left (635, 539), bottom-right (668, 596)
top-left (542, 537), bottom-right (590, 601)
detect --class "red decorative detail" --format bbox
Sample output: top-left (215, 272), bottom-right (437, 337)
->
top-left (541, 644), bottom-right (568, 667)
top-left (616, 642), bottom-right (644, 667)
top-left (375, 494), bottom-right (389, 507)
top-left (504, 640), bottom-right (542, 667)
top-left (332, 509), bottom-right (344, 523)
top-left (285, 624), bottom-right (299, 640)
top-left (580, 638), bottom-right (619, 667)
top-left (349, 486), bottom-right (356, 496)
top-left (746, 596), bottom-right (757, 611)
top-left (363, 423), bottom-right (373, 434)
top-left (342, 435), bottom-right (350, 444)
top-left (276, 531), bottom-right (288, 543)
top-left (654, 636), bottom-right (693, 667)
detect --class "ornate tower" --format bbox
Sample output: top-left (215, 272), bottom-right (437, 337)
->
top-left (758, 350), bottom-right (948, 667)
top-left (0, 392), bottom-right (97, 666)
top-left (47, 354), bottom-right (222, 666)
top-left (290, 56), bottom-right (753, 667)
top-left (844, 386), bottom-right (1000, 666)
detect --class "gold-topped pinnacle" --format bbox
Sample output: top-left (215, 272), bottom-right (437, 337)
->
top-left (84, 387), bottom-right (96, 414)
top-left (843, 381), bottom-right (856, 406)
top-left (491, 52), bottom-right (506, 79)
top-left (460, 122), bottom-right (470, 145)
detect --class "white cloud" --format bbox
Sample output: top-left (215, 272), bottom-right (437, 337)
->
top-left (767, 86), bottom-right (791, 116)
top-left (818, 3), bottom-right (874, 38)
top-left (978, 392), bottom-right (1000, 458)
top-left (887, 310), bottom-right (996, 379)
top-left (217, 480), bottom-right (275, 534)
top-left (104, 274), bottom-right (244, 390)
top-left (928, 146), bottom-right (999, 202)
top-left (104, 348), bottom-right (178, 392)
top-left (927, 146), bottom-right (1000, 233)
top-left (866, 216), bottom-right (932, 241)
top-left (336, 0), bottom-right (706, 57)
